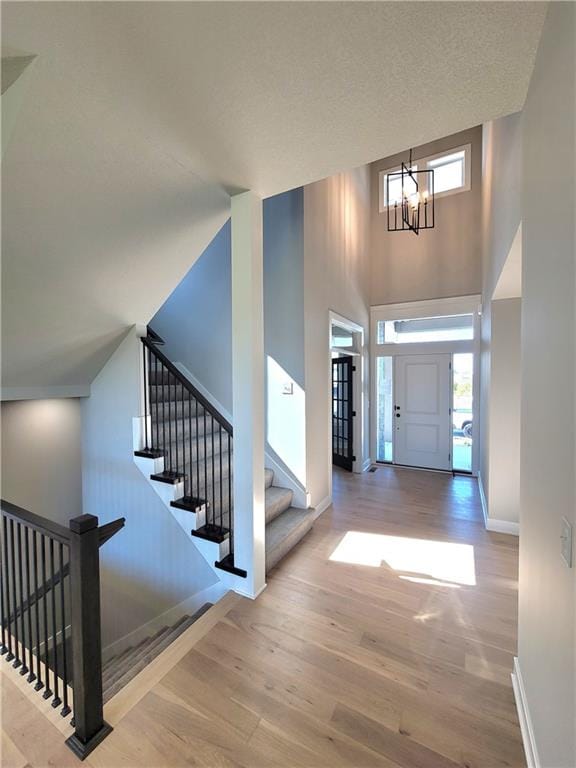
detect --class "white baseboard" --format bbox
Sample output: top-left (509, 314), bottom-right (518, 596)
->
top-left (312, 494), bottom-right (332, 520)
top-left (362, 457), bottom-right (373, 473)
top-left (102, 580), bottom-right (228, 662)
top-left (512, 657), bottom-right (540, 768)
top-left (477, 474), bottom-right (519, 536)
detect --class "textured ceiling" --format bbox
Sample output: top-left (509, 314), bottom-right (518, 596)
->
top-left (1, 2), bottom-right (546, 392)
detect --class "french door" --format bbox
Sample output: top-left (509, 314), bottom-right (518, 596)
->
top-left (332, 355), bottom-right (354, 471)
top-left (394, 354), bottom-right (452, 471)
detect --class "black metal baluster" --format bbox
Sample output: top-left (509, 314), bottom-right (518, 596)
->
top-left (188, 393), bottom-right (193, 503)
top-left (33, 530), bottom-right (43, 690)
top-left (15, 523), bottom-right (25, 671)
top-left (195, 400), bottom-right (200, 507)
top-left (1, 517), bottom-right (11, 659)
top-left (175, 379), bottom-right (180, 477)
top-left (59, 542), bottom-right (70, 716)
top-left (49, 538), bottom-right (61, 707)
top-left (0, 514), bottom-right (7, 656)
top-left (154, 355), bottom-right (160, 449)
top-left (182, 384), bottom-right (187, 497)
top-left (167, 369), bottom-right (173, 473)
top-left (228, 433), bottom-right (233, 560)
top-left (143, 345), bottom-right (149, 450)
top-left (203, 410), bottom-right (209, 525)
top-left (24, 527), bottom-right (35, 682)
top-left (161, 360), bottom-right (166, 461)
top-left (42, 535), bottom-right (52, 699)
top-left (219, 425), bottom-right (223, 531)
top-left (4, 517), bottom-right (14, 661)
top-left (211, 416), bottom-right (216, 528)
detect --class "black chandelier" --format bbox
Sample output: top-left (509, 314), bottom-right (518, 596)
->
top-left (386, 149), bottom-right (435, 235)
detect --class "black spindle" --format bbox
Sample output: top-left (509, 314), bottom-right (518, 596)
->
top-left (0, 514), bottom-right (7, 656)
top-left (42, 535), bottom-right (52, 698)
top-left (24, 527), bottom-right (35, 682)
top-left (33, 531), bottom-right (43, 690)
top-left (11, 521), bottom-right (21, 669)
top-left (50, 538), bottom-right (61, 707)
top-left (59, 542), bottom-right (70, 716)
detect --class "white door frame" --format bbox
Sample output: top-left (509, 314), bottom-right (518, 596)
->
top-left (370, 296), bottom-right (481, 476)
top-left (327, 311), bottom-right (367, 496)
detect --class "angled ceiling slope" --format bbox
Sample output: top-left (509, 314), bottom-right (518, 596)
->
top-left (1, 2), bottom-right (546, 395)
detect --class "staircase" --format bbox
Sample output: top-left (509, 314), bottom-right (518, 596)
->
top-left (102, 603), bottom-right (212, 703)
top-left (264, 468), bottom-right (314, 573)
top-left (134, 330), bottom-right (314, 586)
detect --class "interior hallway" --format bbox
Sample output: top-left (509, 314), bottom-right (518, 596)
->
top-left (2, 466), bottom-right (523, 768)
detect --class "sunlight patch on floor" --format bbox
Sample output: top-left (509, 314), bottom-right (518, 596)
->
top-left (329, 531), bottom-right (476, 586)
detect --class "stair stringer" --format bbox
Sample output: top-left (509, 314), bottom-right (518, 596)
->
top-left (132, 417), bottom-right (250, 596)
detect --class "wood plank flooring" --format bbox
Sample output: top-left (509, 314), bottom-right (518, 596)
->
top-left (1, 465), bottom-right (525, 767)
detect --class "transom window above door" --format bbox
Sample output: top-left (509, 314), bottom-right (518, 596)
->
top-left (377, 314), bottom-right (474, 344)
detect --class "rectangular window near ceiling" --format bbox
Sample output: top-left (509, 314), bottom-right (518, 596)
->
top-left (426, 145), bottom-right (471, 196)
top-left (376, 356), bottom-right (393, 462)
top-left (377, 314), bottom-right (474, 344)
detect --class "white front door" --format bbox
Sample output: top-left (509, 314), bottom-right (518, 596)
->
top-left (394, 354), bottom-right (451, 471)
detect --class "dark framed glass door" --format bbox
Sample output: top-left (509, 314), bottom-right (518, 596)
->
top-left (332, 355), bottom-right (354, 471)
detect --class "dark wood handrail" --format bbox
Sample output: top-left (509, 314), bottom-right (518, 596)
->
top-left (142, 334), bottom-right (233, 436)
top-left (0, 499), bottom-right (70, 544)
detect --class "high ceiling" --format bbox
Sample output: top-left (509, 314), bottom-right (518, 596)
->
top-left (1, 2), bottom-right (547, 394)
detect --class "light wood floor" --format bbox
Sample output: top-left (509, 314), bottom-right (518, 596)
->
top-left (2, 465), bottom-right (525, 768)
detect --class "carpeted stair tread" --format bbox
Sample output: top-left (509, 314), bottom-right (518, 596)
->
top-left (265, 507), bottom-right (315, 573)
top-left (265, 485), bottom-right (293, 524)
top-left (103, 625), bottom-right (170, 688)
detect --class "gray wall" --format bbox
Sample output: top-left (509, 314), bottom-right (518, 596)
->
top-left (152, 220), bottom-right (232, 413)
top-left (518, 4), bottom-right (575, 766)
top-left (81, 328), bottom-right (219, 649)
top-left (370, 126), bottom-right (483, 306)
top-left (304, 166), bottom-right (371, 506)
top-left (479, 112), bottom-right (523, 520)
top-left (1, 398), bottom-right (83, 525)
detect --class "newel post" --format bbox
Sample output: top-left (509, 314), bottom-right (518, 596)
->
top-left (65, 514), bottom-right (112, 760)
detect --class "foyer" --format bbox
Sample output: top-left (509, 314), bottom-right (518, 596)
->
top-left (3, 466), bottom-right (522, 767)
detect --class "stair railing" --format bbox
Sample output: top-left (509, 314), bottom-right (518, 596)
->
top-left (0, 500), bottom-right (125, 760)
top-left (139, 331), bottom-right (241, 574)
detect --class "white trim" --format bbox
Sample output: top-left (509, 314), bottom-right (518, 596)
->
top-left (312, 494), bottom-right (332, 520)
top-left (266, 452), bottom-right (310, 509)
top-left (362, 457), bottom-right (372, 472)
top-left (102, 580), bottom-right (228, 662)
top-left (371, 295), bottom-right (481, 323)
top-left (1, 385), bottom-right (90, 401)
top-left (511, 657), bottom-right (541, 768)
top-left (478, 474), bottom-right (520, 536)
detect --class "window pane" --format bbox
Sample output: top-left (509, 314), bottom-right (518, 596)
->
top-left (384, 167), bottom-right (417, 206)
top-left (428, 150), bottom-right (465, 194)
top-left (376, 357), bottom-right (393, 462)
top-left (378, 314), bottom-right (473, 344)
top-left (452, 353), bottom-right (473, 472)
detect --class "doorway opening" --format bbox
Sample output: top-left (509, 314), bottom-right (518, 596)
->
top-left (371, 297), bottom-right (480, 475)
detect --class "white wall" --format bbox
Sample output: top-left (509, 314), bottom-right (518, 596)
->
top-left (479, 112), bottom-right (523, 520)
top-left (518, 4), bottom-right (575, 766)
top-left (263, 189), bottom-right (306, 488)
top-left (304, 166), bottom-right (372, 507)
top-left (81, 327), bottom-right (219, 649)
top-left (1, 398), bottom-right (83, 525)
top-left (487, 298), bottom-right (521, 525)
